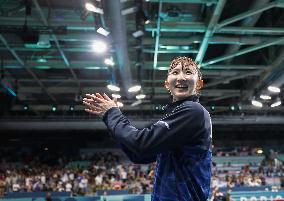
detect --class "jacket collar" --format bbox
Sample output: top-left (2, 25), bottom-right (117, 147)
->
top-left (164, 95), bottom-right (199, 111)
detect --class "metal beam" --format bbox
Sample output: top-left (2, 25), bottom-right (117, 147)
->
top-left (0, 34), bottom-right (57, 103)
top-left (145, 23), bottom-right (284, 35)
top-left (32, 0), bottom-right (81, 93)
top-left (244, 48), bottom-right (284, 100)
top-left (153, 0), bottom-right (163, 69)
top-left (223, 0), bottom-right (270, 64)
top-left (195, 0), bottom-right (226, 64)
top-left (202, 36), bottom-right (284, 67)
top-left (204, 70), bottom-right (263, 88)
top-left (217, 1), bottom-right (283, 29)
top-left (2, 60), bottom-right (268, 70)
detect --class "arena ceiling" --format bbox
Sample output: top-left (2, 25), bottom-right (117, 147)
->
top-left (0, 0), bottom-right (284, 130)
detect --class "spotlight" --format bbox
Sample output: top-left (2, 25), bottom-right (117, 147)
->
top-left (260, 94), bottom-right (271, 100)
top-left (104, 57), bottom-right (115, 66)
top-left (268, 85), bottom-right (280, 93)
top-left (69, 105), bottom-right (75, 111)
top-left (97, 27), bottom-right (110, 36)
top-left (136, 94), bottom-right (146, 100)
top-left (23, 105), bottom-right (29, 111)
top-left (251, 100), bottom-right (263, 108)
top-left (271, 98), bottom-right (281, 108)
top-left (229, 105), bottom-right (235, 111)
top-left (121, 6), bottom-right (138, 15)
top-left (132, 30), bottom-right (144, 38)
top-left (107, 84), bottom-right (120, 92)
top-left (37, 34), bottom-right (51, 48)
top-left (210, 105), bottom-right (215, 111)
top-left (111, 94), bottom-right (121, 99)
top-left (138, 10), bottom-right (150, 25)
top-left (85, 2), bottom-right (104, 14)
top-left (128, 85), bottom-right (141, 93)
top-left (51, 105), bottom-right (57, 112)
top-left (92, 40), bottom-right (107, 53)
top-left (257, 149), bottom-right (263, 154)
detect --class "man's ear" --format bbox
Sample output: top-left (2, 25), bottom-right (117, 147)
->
top-left (164, 80), bottom-right (170, 90)
top-left (196, 79), bottom-right (204, 90)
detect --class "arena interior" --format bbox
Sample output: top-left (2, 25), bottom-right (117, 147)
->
top-left (0, 0), bottom-right (284, 200)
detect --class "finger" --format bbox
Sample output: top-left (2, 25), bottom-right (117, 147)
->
top-left (103, 93), bottom-right (111, 101)
top-left (96, 93), bottom-right (105, 100)
top-left (83, 98), bottom-right (96, 103)
top-left (86, 94), bottom-right (104, 103)
top-left (83, 101), bottom-right (101, 109)
top-left (85, 109), bottom-right (102, 115)
top-left (85, 94), bottom-right (97, 100)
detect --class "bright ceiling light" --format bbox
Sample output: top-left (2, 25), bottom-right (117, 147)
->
top-left (92, 40), bottom-right (107, 53)
top-left (111, 94), bottom-right (121, 99)
top-left (132, 30), bottom-right (144, 38)
top-left (107, 84), bottom-right (120, 92)
top-left (257, 149), bottom-right (263, 154)
top-left (268, 85), bottom-right (280, 93)
top-left (271, 99), bottom-right (281, 108)
top-left (117, 101), bottom-right (123, 107)
top-left (104, 57), bottom-right (115, 66)
top-left (128, 85), bottom-right (141, 93)
top-left (251, 100), bottom-right (263, 108)
top-left (260, 94), bottom-right (271, 100)
top-left (85, 2), bottom-right (104, 14)
top-left (97, 27), bottom-right (110, 36)
top-left (136, 94), bottom-right (146, 100)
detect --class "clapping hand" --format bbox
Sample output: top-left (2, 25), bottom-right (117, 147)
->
top-left (83, 93), bottom-right (118, 118)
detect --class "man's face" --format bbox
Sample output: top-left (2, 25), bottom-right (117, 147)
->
top-left (165, 62), bottom-right (201, 102)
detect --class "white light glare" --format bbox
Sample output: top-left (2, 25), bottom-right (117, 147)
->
top-left (104, 58), bottom-right (115, 66)
top-left (271, 100), bottom-right (281, 108)
top-left (92, 40), bottom-right (107, 53)
top-left (132, 30), bottom-right (144, 38)
top-left (97, 27), bottom-right (110, 36)
top-left (111, 94), bottom-right (121, 99)
top-left (251, 100), bottom-right (263, 108)
top-left (136, 94), bottom-right (146, 100)
top-left (260, 94), bottom-right (271, 100)
top-left (268, 85), bottom-right (280, 93)
top-left (117, 101), bottom-right (123, 107)
top-left (128, 85), bottom-right (141, 93)
top-left (107, 84), bottom-right (120, 92)
top-left (85, 3), bottom-right (104, 14)
top-left (257, 149), bottom-right (263, 154)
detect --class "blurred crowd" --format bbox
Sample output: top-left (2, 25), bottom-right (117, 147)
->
top-left (0, 150), bottom-right (155, 196)
top-left (0, 146), bottom-right (283, 197)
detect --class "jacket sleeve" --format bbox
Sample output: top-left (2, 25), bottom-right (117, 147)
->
top-left (102, 102), bottom-right (204, 158)
top-left (118, 143), bottom-right (157, 164)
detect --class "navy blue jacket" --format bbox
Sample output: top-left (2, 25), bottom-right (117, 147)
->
top-left (103, 95), bottom-right (212, 201)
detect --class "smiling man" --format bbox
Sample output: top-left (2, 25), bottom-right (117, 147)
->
top-left (83, 56), bottom-right (212, 201)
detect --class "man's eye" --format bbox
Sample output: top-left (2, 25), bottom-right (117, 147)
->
top-left (171, 71), bottom-right (178, 75)
top-left (186, 71), bottom-right (192, 75)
